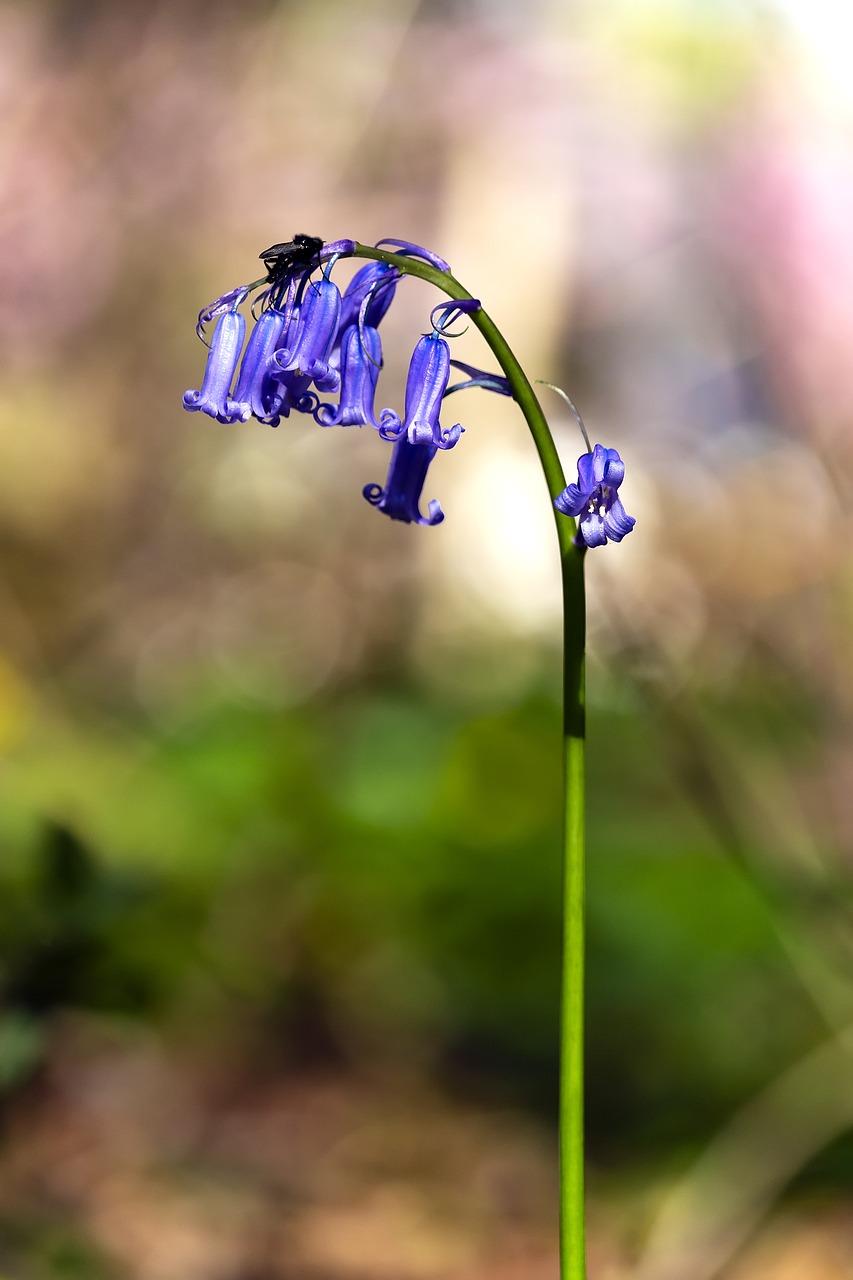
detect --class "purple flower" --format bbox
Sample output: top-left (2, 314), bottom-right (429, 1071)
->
top-left (375, 239), bottom-right (451, 272)
top-left (377, 332), bottom-right (463, 449)
top-left (183, 310), bottom-right (245, 422)
top-left (554, 444), bottom-right (635, 548)
top-left (230, 305), bottom-right (289, 425)
top-left (446, 357), bottom-right (512, 398)
top-left (195, 285), bottom-right (251, 341)
top-left (316, 324), bottom-right (382, 427)
top-left (269, 277), bottom-right (342, 393)
top-left (320, 238), bottom-right (357, 259)
top-left (337, 261), bottom-right (398, 334)
top-left (363, 438), bottom-right (446, 525)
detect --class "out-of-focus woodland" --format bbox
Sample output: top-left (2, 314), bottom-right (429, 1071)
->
top-left (1, 1), bottom-right (852, 1276)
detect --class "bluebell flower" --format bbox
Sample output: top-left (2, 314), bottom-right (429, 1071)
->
top-left (229, 305), bottom-right (289, 425)
top-left (377, 332), bottom-right (463, 449)
top-left (554, 444), bottom-right (635, 548)
top-left (334, 238), bottom-right (452, 336)
top-left (316, 324), bottom-right (382, 427)
top-left (337, 261), bottom-right (398, 335)
top-left (269, 369), bottom-right (319, 420)
top-left (183, 310), bottom-right (245, 422)
top-left (267, 321), bottom-right (319, 419)
top-left (269, 277), bottom-right (342, 393)
top-left (364, 438), bottom-right (446, 526)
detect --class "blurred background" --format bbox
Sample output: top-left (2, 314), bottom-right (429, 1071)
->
top-left (1, 0), bottom-right (852, 1276)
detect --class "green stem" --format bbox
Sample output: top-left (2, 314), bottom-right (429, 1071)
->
top-left (351, 243), bottom-right (588, 1280)
top-left (561, 547), bottom-right (586, 1280)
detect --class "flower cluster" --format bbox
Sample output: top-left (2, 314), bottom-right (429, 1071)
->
top-left (183, 235), bottom-right (634, 543)
top-left (183, 236), bottom-right (471, 525)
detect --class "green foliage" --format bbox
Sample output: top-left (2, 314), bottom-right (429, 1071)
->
top-left (0, 684), bottom-right (835, 1160)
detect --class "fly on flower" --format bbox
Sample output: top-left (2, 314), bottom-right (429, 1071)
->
top-left (259, 234), bottom-right (323, 288)
top-left (185, 234), bottom-right (335, 427)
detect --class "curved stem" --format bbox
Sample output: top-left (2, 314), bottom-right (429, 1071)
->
top-left (351, 246), bottom-right (578, 555)
top-left (350, 243), bottom-right (588, 1279)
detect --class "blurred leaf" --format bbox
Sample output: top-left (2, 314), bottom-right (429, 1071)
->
top-left (0, 1011), bottom-right (44, 1090)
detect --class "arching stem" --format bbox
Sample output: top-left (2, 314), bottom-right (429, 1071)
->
top-left (349, 243), bottom-right (588, 1280)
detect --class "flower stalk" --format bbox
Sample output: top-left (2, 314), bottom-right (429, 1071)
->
top-left (182, 236), bottom-right (637, 1280)
top-left (348, 242), bottom-right (588, 1280)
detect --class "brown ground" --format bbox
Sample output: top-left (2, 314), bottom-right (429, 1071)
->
top-left (0, 1016), bottom-right (850, 1280)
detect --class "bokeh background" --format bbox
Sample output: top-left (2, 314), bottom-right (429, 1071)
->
top-left (1, 0), bottom-right (852, 1276)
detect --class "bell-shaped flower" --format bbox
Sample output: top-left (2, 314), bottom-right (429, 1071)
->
top-left (269, 277), bottom-right (341, 393)
top-left (338, 262), bottom-right (398, 335)
top-left (363, 438), bottom-right (446, 526)
top-left (182, 311), bottom-right (245, 422)
top-left (554, 444), bottom-right (635, 548)
top-left (378, 332), bottom-right (462, 450)
top-left (229, 306), bottom-right (289, 425)
top-left (253, 298), bottom-right (316, 421)
top-left (316, 325), bottom-right (382, 427)
top-left (267, 334), bottom-right (318, 420)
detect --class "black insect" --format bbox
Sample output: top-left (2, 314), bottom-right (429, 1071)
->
top-left (259, 234), bottom-right (324, 287)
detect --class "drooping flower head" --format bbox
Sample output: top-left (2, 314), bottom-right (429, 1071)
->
top-left (183, 238), bottom-right (635, 551)
top-left (184, 239), bottom-right (469, 445)
top-left (554, 444), bottom-right (635, 548)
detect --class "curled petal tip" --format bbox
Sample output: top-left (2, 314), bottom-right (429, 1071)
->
top-left (408, 422), bottom-right (435, 446)
top-left (377, 408), bottom-right (404, 441)
top-left (603, 497), bottom-right (635, 541)
top-left (437, 422), bottom-right (463, 450)
top-left (554, 485), bottom-right (585, 517)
